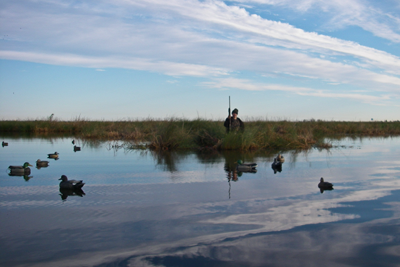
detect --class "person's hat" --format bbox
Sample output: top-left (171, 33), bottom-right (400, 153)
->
top-left (232, 108), bottom-right (238, 114)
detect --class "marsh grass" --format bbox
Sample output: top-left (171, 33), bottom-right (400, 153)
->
top-left (1, 118), bottom-right (399, 150)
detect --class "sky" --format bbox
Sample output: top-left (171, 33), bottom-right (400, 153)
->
top-left (0, 0), bottom-right (399, 121)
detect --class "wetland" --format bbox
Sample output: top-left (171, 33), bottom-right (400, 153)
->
top-left (1, 134), bottom-right (400, 266)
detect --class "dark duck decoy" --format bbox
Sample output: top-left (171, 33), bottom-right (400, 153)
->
top-left (73, 145), bottom-right (81, 152)
top-left (271, 158), bottom-right (282, 174)
top-left (36, 159), bottom-right (49, 169)
top-left (48, 152), bottom-right (59, 159)
top-left (318, 177), bottom-right (334, 193)
top-left (2, 141), bottom-right (8, 147)
top-left (72, 139), bottom-right (75, 145)
top-left (59, 175), bottom-right (85, 190)
top-left (8, 162), bottom-right (33, 175)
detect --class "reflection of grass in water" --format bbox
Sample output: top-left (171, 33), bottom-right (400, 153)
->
top-left (1, 118), bottom-right (400, 150)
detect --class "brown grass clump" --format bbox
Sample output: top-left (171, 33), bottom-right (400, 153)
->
top-left (1, 119), bottom-right (399, 151)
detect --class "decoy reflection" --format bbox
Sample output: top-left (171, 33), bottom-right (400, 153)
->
top-left (8, 173), bottom-right (33, 181)
top-left (236, 160), bottom-right (257, 173)
top-left (318, 177), bottom-right (334, 193)
top-left (59, 188), bottom-right (85, 201)
top-left (223, 151), bottom-right (257, 182)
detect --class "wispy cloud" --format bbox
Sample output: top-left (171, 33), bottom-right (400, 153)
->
top-left (234, 0), bottom-right (400, 43)
top-left (203, 77), bottom-right (395, 105)
top-left (0, 51), bottom-right (229, 77)
top-left (1, 0), bottom-right (399, 75)
top-left (0, 0), bottom-right (399, 112)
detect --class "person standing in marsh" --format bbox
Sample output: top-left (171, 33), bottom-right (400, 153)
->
top-left (224, 108), bottom-right (244, 133)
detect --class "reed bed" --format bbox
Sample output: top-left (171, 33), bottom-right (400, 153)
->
top-left (1, 119), bottom-right (399, 150)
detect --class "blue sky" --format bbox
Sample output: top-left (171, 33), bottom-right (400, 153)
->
top-left (0, 0), bottom-right (399, 121)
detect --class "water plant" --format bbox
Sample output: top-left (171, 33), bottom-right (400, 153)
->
top-left (1, 118), bottom-right (399, 151)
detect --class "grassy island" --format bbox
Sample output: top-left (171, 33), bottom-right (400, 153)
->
top-left (1, 119), bottom-right (399, 150)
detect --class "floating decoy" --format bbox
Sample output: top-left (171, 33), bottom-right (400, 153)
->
top-left (2, 141), bottom-right (8, 147)
top-left (36, 159), bottom-right (49, 169)
top-left (276, 154), bottom-right (285, 163)
top-left (73, 145), bottom-right (81, 152)
top-left (8, 162), bottom-right (32, 175)
top-left (72, 139), bottom-right (75, 145)
top-left (59, 175), bottom-right (85, 190)
top-left (271, 158), bottom-right (282, 174)
top-left (236, 160), bottom-right (257, 172)
top-left (318, 177), bottom-right (334, 193)
top-left (47, 152), bottom-right (59, 159)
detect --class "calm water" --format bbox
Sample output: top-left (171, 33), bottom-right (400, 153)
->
top-left (1, 136), bottom-right (400, 267)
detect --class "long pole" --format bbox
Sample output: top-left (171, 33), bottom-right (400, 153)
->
top-left (229, 96), bottom-right (231, 132)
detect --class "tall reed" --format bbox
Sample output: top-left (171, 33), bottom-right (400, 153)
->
top-left (1, 119), bottom-right (399, 150)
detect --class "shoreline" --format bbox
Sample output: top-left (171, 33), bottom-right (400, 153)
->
top-left (1, 119), bottom-right (400, 150)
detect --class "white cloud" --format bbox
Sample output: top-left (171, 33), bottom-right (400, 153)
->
top-left (0, 0), bottom-right (399, 105)
top-left (0, 50), bottom-right (229, 77)
top-left (234, 0), bottom-right (400, 43)
top-left (203, 77), bottom-right (396, 105)
top-left (114, 0), bottom-right (400, 72)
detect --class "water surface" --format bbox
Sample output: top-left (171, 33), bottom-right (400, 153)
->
top-left (1, 136), bottom-right (400, 266)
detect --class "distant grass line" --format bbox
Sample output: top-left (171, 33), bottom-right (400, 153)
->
top-left (1, 119), bottom-right (400, 150)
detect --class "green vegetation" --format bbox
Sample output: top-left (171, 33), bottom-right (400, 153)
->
top-left (1, 118), bottom-right (399, 150)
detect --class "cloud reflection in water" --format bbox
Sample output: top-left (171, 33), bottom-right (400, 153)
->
top-left (1, 137), bottom-right (400, 266)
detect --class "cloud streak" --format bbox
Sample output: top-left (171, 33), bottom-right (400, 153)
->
top-left (0, 0), bottom-right (399, 117)
top-left (234, 0), bottom-right (400, 43)
top-left (203, 77), bottom-right (395, 105)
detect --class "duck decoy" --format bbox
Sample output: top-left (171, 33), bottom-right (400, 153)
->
top-left (276, 154), bottom-right (285, 163)
top-left (73, 145), bottom-right (81, 152)
top-left (36, 159), bottom-right (49, 169)
top-left (236, 160), bottom-right (257, 172)
top-left (8, 162), bottom-right (33, 175)
top-left (59, 175), bottom-right (85, 190)
top-left (271, 158), bottom-right (282, 174)
top-left (318, 177), bottom-right (334, 193)
top-left (2, 141), bottom-right (8, 147)
top-left (72, 139), bottom-right (75, 145)
top-left (47, 152), bottom-right (59, 159)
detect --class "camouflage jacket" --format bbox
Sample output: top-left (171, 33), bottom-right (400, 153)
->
top-left (224, 117), bottom-right (244, 133)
